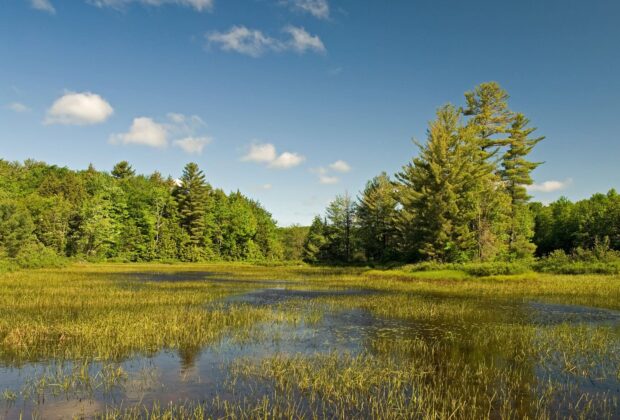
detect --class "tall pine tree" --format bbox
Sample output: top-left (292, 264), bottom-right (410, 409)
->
top-left (397, 105), bottom-right (479, 262)
top-left (175, 163), bottom-right (209, 248)
top-left (501, 113), bottom-right (544, 258)
top-left (463, 82), bottom-right (514, 260)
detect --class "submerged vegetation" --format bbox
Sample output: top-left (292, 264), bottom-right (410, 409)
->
top-left (0, 264), bottom-right (619, 418)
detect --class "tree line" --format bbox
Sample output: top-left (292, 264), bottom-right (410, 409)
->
top-left (1, 82), bottom-right (618, 268)
top-left (0, 160), bottom-right (282, 267)
top-left (303, 82), bottom-right (620, 264)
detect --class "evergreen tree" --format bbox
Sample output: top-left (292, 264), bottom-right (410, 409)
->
top-left (501, 113), bottom-right (544, 258)
top-left (357, 173), bottom-right (399, 261)
top-left (325, 193), bottom-right (356, 262)
top-left (303, 216), bottom-right (328, 263)
top-left (463, 82), bottom-right (514, 260)
top-left (175, 163), bottom-right (209, 250)
top-left (397, 105), bottom-right (479, 262)
top-left (463, 82), bottom-right (514, 154)
top-left (111, 161), bottom-right (136, 179)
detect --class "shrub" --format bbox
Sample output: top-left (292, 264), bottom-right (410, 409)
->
top-left (534, 245), bottom-right (620, 274)
top-left (461, 261), bottom-right (531, 277)
top-left (14, 242), bottom-right (67, 269)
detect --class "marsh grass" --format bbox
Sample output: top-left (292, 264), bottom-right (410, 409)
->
top-left (1, 263), bottom-right (620, 418)
top-left (0, 265), bottom-right (304, 363)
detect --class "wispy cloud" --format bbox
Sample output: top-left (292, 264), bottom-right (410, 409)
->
top-left (87, 0), bottom-right (213, 12)
top-left (286, 0), bottom-right (329, 19)
top-left (312, 167), bottom-right (339, 184)
top-left (329, 160), bottom-right (351, 173)
top-left (45, 91), bottom-right (114, 125)
top-left (527, 178), bottom-right (572, 193)
top-left (311, 160), bottom-right (350, 184)
top-left (30, 0), bottom-right (56, 14)
top-left (206, 26), bottom-right (277, 57)
top-left (328, 66), bottom-right (343, 76)
top-left (283, 26), bottom-right (326, 53)
top-left (173, 136), bottom-right (212, 154)
top-left (6, 102), bottom-right (30, 113)
top-left (206, 25), bottom-right (325, 57)
top-left (318, 174), bottom-right (339, 184)
top-left (242, 142), bottom-right (305, 169)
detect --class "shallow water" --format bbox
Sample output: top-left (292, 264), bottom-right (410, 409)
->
top-left (1, 275), bottom-right (619, 419)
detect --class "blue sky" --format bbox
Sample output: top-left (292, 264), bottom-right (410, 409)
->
top-left (1, 0), bottom-right (619, 225)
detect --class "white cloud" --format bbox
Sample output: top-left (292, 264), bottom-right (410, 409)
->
top-left (242, 142), bottom-right (304, 169)
top-left (207, 26), bottom-right (278, 57)
top-left (167, 112), bottom-right (187, 124)
top-left (329, 160), bottom-right (351, 173)
top-left (270, 151), bottom-right (305, 168)
top-left (312, 166), bottom-right (339, 184)
top-left (7, 102), bottom-right (30, 113)
top-left (527, 179), bottom-right (572, 193)
top-left (319, 174), bottom-right (339, 184)
top-left (109, 117), bottom-right (168, 148)
top-left (88, 0), bottom-right (213, 12)
top-left (166, 112), bottom-right (206, 136)
top-left (207, 25), bottom-right (325, 57)
top-left (31, 0), bottom-right (56, 14)
top-left (261, 183), bottom-right (273, 190)
top-left (288, 0), bottom-right (329, 19)
top-left (242, 143), bottom-right (277, 163)
top-left (173, 136), bottom-right (212, 154)
top-left (110, 112), bottom-right (211, 151)
top-left (45, 92), bottom-right (113, 125)
top-left (283, 26), bottom-right (326, 54)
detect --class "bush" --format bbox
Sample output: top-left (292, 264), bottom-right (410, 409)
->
top-left (461, 261), bottom-right (531, 277)
top-left (401, 261), bottom-right (531, 277)
top-left (14, 242), bottom-right (67, 269)
top-left (534, 245), bottom-right (620, 274)
top-left (402, 262), bottom-right (459, 272)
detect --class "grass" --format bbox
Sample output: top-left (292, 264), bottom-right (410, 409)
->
top-left (1, 262), bottom-right (619, 418)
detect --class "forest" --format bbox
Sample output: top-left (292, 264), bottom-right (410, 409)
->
top-left (303, 83), bottom-right (620, 270)
top-left (1, 83), bottom-right (619, 272)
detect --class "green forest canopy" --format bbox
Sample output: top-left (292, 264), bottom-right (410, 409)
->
top-left (1, 82), bottom-right (619, 268)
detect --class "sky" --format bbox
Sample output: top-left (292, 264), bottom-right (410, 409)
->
top-left (1, 0), bottom-right (619, 226)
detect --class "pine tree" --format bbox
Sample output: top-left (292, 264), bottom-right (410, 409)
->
top-left (325, 193), bottom-right (356, 262)
top-left (397, 105), bottom-right (479, 262)
top-left (463, 82), bottom-right (514, 154)
top-left (111, 161), bottom-right (136, 179)
top-left (463, 82), bottom-right (514, 260)
top-left (175, 163), bottom-right (208, 248)
top-left (357, 173), bottom-right (399, 261)
top-left (303, 216), bottom-right (328, 263)
top-left (501, 113), bottom-right (544, 258)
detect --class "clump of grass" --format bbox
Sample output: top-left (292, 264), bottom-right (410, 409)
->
top-left (0, 266), bottom-right (300, 363)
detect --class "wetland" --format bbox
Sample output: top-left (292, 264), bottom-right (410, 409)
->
top-left (0, 264), bottom-right (619, 419)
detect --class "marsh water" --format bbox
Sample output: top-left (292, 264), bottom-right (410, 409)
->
top-left (1, 271), bottom-right (620, 418)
